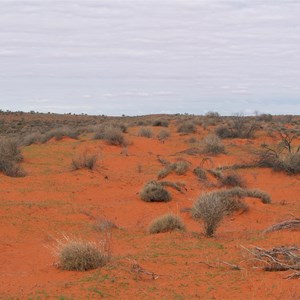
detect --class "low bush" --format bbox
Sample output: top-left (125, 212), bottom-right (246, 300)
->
top-left (201, 134), bottom-right (225, 155)
top-left (157, 161), bottom-right (190, 179)
top-left (41, 127), bottom-right (79, 143)
top-left (0, 139), bottom-right (26, 177)
top-left (149, 214), bottom-right (185, 234)
top-left (71, 153), bottom-right (98, 170)
top-left (138, 127), bottom-right (153, 138)
top-left (152, 119), bottom-right (169, 127)
top-left (94, 125), bottom-right (127, 146)
top-left (177, 121), bottom-right (196, 134)
top-left (57, 239), bottom-right (108, 271)
top-left (157, 130), bottom-right (170, 141)
top-left (193, 167), bottom-right (207, 181)
top-left (219, 172), bottom-right (245, 187)
top-left (22, 132), bottom-right (42, 146)
top-left (140, 181), bottom-right (171, 202)
top-left (192, 187), bottom-right (271, 236)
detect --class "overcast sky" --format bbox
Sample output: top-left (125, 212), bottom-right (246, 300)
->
top-left (1, 0), bottom-right (300, 116)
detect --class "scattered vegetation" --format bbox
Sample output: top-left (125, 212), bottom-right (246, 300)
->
top-left (149, 213), bottom-right (185, 234)
top-left (138, 127), bottom-right (153, 138)
top-left (157, 160), bottom-right (190, 179)
top-left (71, 153), bottom-right (98, 170)
top-left (0, 138), bottom-right (26, 177)
top-left (192, 187), bottom-right (271, 236)
top-left (157, 129), bottom-right (170, 141)
top-left (41, 127), bottom-right (79, 143)
top-left (177, 121), bottom-right (196, 134)
top-left (94, 125), bottom-right (127, 146)
top-left (140, 181), bottom-right (172, 202)
top-left (215, 114), bottom-right (258, 139)
top-left (201, 134), bottom-right (225, 155)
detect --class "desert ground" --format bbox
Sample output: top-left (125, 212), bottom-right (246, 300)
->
top-left (0, 112), bottom-right (299, 299)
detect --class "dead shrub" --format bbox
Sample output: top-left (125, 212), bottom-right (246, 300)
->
top-left (71, 153), bottom-right (98, 170)
top-left (177, 121), bottom-right (196, 134)
top-left (94, 125), bottom-right (127, 146)
top-left (157, 130), bottom-right (170, 141)
top-left (157, 161), bottom-right (190, 179)
top-left (219, 172), bottom-right (245, 187)
top-left (201, 134), bottom-right (225, 155)
top-left (0, 139), bottom-right (26, 177)
top-left (152, 119), bottom-right (169, 127)
top-left (192, 187), bottom-right (271, 236)
top-left (22, 132), bottom-right (42, 146)
top-left (138, 127), bottom-right (153, 138)
top-left (41, 127), bottom-right (79, 143)
top-left (149, 214), bottom-right (185, 234)
top-left (140, 181), bottom-right (171, 202)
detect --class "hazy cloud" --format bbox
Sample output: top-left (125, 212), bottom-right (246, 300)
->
top-left (1, 0), bottom-right (300, 115)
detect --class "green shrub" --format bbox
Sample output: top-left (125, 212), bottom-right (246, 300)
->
top-left (149, 214), bottom-right (185, 234)
top-left (140, 181), bottom-right (171, 202)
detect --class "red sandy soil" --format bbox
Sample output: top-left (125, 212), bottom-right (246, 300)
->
top-left (0, 124), bottom-right (300, 299)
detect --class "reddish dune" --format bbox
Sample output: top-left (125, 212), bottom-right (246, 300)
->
top-left (0, 123), bottom-right (299, 299)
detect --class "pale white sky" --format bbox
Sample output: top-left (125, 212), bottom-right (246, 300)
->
top-left (1, 0), bottom-right (300, 115)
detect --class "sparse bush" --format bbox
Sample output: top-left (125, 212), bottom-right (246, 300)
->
top-left (157, 161), bottom-right (190, 179)
top-left (138, 127), bottom-right (153, 138)
top-left (22, 132), bottom-right (42, 146)
top-left (152, 119), bottom-right (169, 127)
top-left (177, 121), bottom-right (196, 134)
top-left (157, 130), bottom-right (170, 141)
top-left (71, 153), bottom-right (98, 170)
top-left (94, 125), bottom-right (127, 146)
top-left (201, 134), bottom-right (225, 155)
top-left (149, 214), bottom-right (185, 234)
top-left (192, 187), bottom-right (271, 236)
top-left (215, 114), bottom-right (257, 139)
top-left (193, 167), bottom-right (207, 181)
top-left (57, 239), bottom-right (108, 271)
top-left (219, 172), bottom-right (245, 187)
top-left (140, 181), bottom-right (171, 202)
top-left (93, 219), bottom-right (118, 232)
top-left (41, 127), bottom-right (79, 143)
top-left (0, 139), bottom-right (26, 177)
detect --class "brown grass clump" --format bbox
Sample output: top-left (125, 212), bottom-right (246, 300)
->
top-left (157, 161), bottom-right (190, 179)
top-left (201, 134), bottom-right (225, 155)
top-left (219, 172), bottom-right (245, 187)
top-left (149, 214), bottom-right (185, 234)
top-left (140, 181), bottom-right (171, 202)
top-left (94, 125), bottom-right (127, 146)
top-left (193, 167), bottom-right (207, 181)
top-left (157, 129), bottom-right (170, 141)
top-left (0, 139), bottom-right (26, 177)
top-left (71, 153), bottom-right (98, 170)
top-left (41, 127), bottom-right (79, 143)
top-left (177, 121), bottom-right (196, 134)
top-left (138, 127), bottom-right (153, 138)
top-left (56, 238), bottom-right (109, 271)
top-left (192, 187), bottom-right (271, 236)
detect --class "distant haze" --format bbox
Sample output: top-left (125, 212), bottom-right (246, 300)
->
top-left (1, 0), bottom-right (300, 116)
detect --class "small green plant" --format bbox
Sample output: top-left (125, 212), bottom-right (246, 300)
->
top-left (149, 213), bottom-right (185, 234)
top-left (140, 181), bottom-right (171, 202)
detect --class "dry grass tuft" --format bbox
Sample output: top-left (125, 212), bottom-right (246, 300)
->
top-left (71, 153), bottom-right (98, 170)
top-left (149, 213), bottom-right (185, 234)
top-left (201, 134), bottom-right (225, 155)
top-left (138, 127), bottom-right (153, 138)
top-left (140, 181), bottom-right (171, 202)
